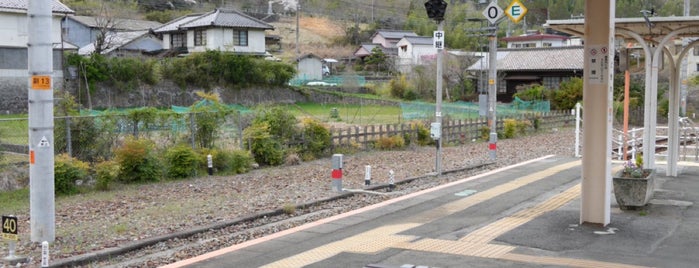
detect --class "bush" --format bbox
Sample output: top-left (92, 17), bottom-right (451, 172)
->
top-left (503, 119), bottom-right (517, 139)
top-left (54, 154), bottom-right (90, 195)
top-left (94, 160), bottom-right (119, 191)
top-left (374, 135), bottom-right (405, 150)
top-left (253, 107), bottom-right (299, 143)
top-left (389, 74), bottom-right (410, 99)
top-left (300, 118), bottom-right (331, 159)
top-left (479, 126), bottom-right (490, 141)
top-left (243, 122), bottom-right (285, 166)
top-left (164, 145), bottom-right (199, 179)
top-left (230, 149), bottom-right (254, 174)
top-left (115, 137), bottom-right (162, 183)
top-left (411, 122), bottom-right (432, 146)
top-left (200, 148), bottom-right (231, 173)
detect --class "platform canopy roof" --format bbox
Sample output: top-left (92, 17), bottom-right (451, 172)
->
top-left (545, 16), bottom-right (699, 39)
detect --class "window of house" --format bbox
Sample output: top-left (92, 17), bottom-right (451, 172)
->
top-left (233, 30), bottom-right (248, 46)
top-left (696, 63), bottom-right (699, 72)
top-left (400, 45), bottom-right (407, 52)
top-left (498, 78), bottom-right (507, 93)
top-left (523, 43), bottom-right (536, 48)
top-left (543, 42), bottom-right (553, 47)
top-left (694, 46), bottom-right (699, 56)
top-left (543, 76), bottom-right (560, 90)
top-left (171, 33), bottom-right (186, 48)
top-left (194, 30), bottom-right (206, 46)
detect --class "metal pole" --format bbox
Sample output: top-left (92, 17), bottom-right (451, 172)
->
top-left (295, 0), bottom-right (300, 66)
top-left (28, 0), bottom-right (55, 243)
top-left (488, 24), bottom-right (498, 160)
top-left (435, 20), bottom-right (444, 175)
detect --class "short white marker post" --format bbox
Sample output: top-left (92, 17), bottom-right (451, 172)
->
top-left (207, 154), bottom-right (213, 176)
top-left (41, 241), bottom-right (49, 267)
top-left (388, 170), bottom-right (395, 192)
top-left (364, 165), bottom-right (371, 186)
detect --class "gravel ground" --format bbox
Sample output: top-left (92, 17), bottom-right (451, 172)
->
top-left (2, 128), bottom-right (575, 267)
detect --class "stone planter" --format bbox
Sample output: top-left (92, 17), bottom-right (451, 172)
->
top-left (612, 169), bottom-right (656, 210)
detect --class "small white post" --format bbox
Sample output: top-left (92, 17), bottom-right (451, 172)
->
top-left (364, 165), bottom-right (371, 186)
top-left (388, 170), bottom-right (395, 192)
top-left (617, 134), bottom-right (623, 160)
top-left (575, 103), bottom-right (582, 157)
top-left (631, 129), bottom-right (637, 162)
top-left (207, 154), bottom-right (213, 176)
top-left (41, 241), bottom-right (49, 267)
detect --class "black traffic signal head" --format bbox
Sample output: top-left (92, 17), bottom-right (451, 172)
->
top-left (424, 0), bottom-right (447, 22)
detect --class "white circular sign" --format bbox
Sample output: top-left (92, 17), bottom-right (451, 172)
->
top-left (482, 2), bottom-right (504, 24)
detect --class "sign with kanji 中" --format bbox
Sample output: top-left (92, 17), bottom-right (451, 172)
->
top-left (433, 31), bottom-right (445, 50)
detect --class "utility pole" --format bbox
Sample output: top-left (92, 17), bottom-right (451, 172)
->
top-left (296, 0), bottom-right (300, 67)
top-left (28, 0), bottom-right (56, 243)
top-left (488, 25), bottom-right (497, 160)
top-left (425, 0), bottom-right (447, 175)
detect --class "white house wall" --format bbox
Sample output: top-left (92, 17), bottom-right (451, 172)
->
top-left (0, 12), bottom-right (64, 48)
top-left (188, 28), bottom-right (267, 53)
top-left (162, 34), bottom-right (171, 49)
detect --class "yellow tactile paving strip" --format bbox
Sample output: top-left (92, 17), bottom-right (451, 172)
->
top-left (500, 253), bottom-right (648, 268)
top-left (411, 160), bottom-right (581, 224)
top-left (459, 184), bottom-right (581, 244)
top-left (254, 160), bottom-right (649, 268)
top-left (260, 224), bottom-right (420, 268)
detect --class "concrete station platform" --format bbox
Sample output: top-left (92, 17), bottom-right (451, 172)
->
top-left (164, 155), bottom-right (699, 268)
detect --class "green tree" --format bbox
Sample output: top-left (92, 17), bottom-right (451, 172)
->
top-left (365, 47), bottom-right (388, 72)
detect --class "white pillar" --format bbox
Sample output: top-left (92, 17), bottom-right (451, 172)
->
top-left (580, 0), bottom-right (614, 226)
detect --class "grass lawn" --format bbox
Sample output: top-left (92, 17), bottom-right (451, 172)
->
top-left (0, 117), bottom-right (28, 145)
top-left (283, 102), bottom-right (406, 125)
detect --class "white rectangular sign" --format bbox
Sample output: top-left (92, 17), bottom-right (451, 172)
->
top-left (433, 31), bottom-right (445, 50)
top-left (587, 45), bottom-right (609, 85)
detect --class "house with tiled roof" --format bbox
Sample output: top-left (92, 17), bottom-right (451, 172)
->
top-left (370, 30), bottom-right (418, 48)
top-left (153, 8), bottom-right (274, 56)
top-left (78, 30), bottom-right (163, 57)
top-left (501, 32), bottom-right (570, 49)
top-left (62, 15), bottom-right (162, 48)
top-left (0, 0), bottom-right (75, 113)
top-left (467, 46), bottom-right (584, 102)
top-left (353, 43), bottom-right (397, 61)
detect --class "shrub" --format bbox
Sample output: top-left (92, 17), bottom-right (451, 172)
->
top-left (200, 148), bottom-right (232, 173)
top-left (164, 145), bottom-right (199, 179)
top-left (516, 120), bottom-right (532, 136)
top-left (191, 93), bottom-right (232, 149)
top-left (115, 137), bottom-right (162, 183)
top-left (411, 122), bottom-right (432, 146)
top-left (230, 149), bottom-right (254, 174)
top-left (94, 160), bottom-right (119, 191)
top-left (479, 126), bottom-right (490, 141)
top-left (54, 154), bottom-right (90, 195)
top-left (285, 152), bottom-right (302, 166)
top-left (253, 107), bottom-right (298, 143)
top-left (503, 119), bottom-right (517, 139)
top-left (374, 135), bottom-right (405, 150)
top-left (300, 118), bottom-right (331, 159)
top-left (389, 74), bottom-right (409, 98)
top-left (243, 122), bottom-right (284, 166)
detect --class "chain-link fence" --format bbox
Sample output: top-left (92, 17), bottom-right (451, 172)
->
top-left (400, 99), bottom-right (551, 120)
top-left (0, 111), bottom-right (248, 164)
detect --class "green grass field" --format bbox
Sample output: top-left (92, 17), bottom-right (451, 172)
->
top-left (0, 117), bottom-right (28, 145)
top-left (283, 102), bottom-right (405, 125)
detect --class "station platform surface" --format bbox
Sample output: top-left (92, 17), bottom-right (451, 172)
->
top-left (164, 155), bottom-right (699, 268)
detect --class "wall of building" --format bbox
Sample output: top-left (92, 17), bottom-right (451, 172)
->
top-left (0, 48), bottom-right (66, 113)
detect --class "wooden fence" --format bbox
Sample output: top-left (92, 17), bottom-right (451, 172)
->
top-left (328, 111), bottom-right (574, 151)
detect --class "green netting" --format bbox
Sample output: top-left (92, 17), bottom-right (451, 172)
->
top-left (400, 99), bottom-right (550, 120)
top-left (512, 96), bottom-right (550, 111)
top-left (289, 75), bottom-right (366, 87)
